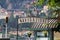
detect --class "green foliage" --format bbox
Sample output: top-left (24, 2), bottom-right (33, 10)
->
top-left (47, 0), bottom-right (60, 18)
top-left (48, 0), bottom-right (56, 6)
top-left (34, 0), bottom-right (45, 6)
top-left (55, 0), bottom-right (60, 7)
top-left (33, 0), bottom-right (60, 8)
top-left (51, 11), bottom-right (58, 18)
top-left (38, 0), bottom-right (45, 5)
top-left (47, 0), bottom-right (60, 9)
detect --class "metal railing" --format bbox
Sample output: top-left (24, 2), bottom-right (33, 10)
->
top-left (18, 17), bottom-right (58, 28)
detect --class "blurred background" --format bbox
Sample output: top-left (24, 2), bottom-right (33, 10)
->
top-left (0, 0), bottom-right (60, 40)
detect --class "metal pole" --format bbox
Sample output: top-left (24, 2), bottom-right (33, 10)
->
top-left (17, 24), bottom-right (18, 40)
top-left (5, 23), bottom-right (8, 38)
top-left (51, 29), bottom-right (54, 40)
top-left (16, 16), bottom-right (18, 40)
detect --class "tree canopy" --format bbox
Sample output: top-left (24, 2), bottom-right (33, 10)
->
top-left (34, 0), bottom-right (60, 9)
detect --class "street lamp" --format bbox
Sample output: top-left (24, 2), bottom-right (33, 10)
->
top-left (5, 17), bottom-right (8, 38)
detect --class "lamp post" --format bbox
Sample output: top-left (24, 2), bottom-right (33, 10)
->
top-left (5, 17), bottom-right (8, 38)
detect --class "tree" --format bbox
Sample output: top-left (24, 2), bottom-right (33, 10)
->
top-left (37, 0), bottom-right (45, 6)
top-left (33, 0), bottom-right (60, 9)
top-left (47, 0), bottom-right (60, 19)
top-left (47, 0), bottom-right (60, 10)
top-left (33, 0), bottom-right (45, 6)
